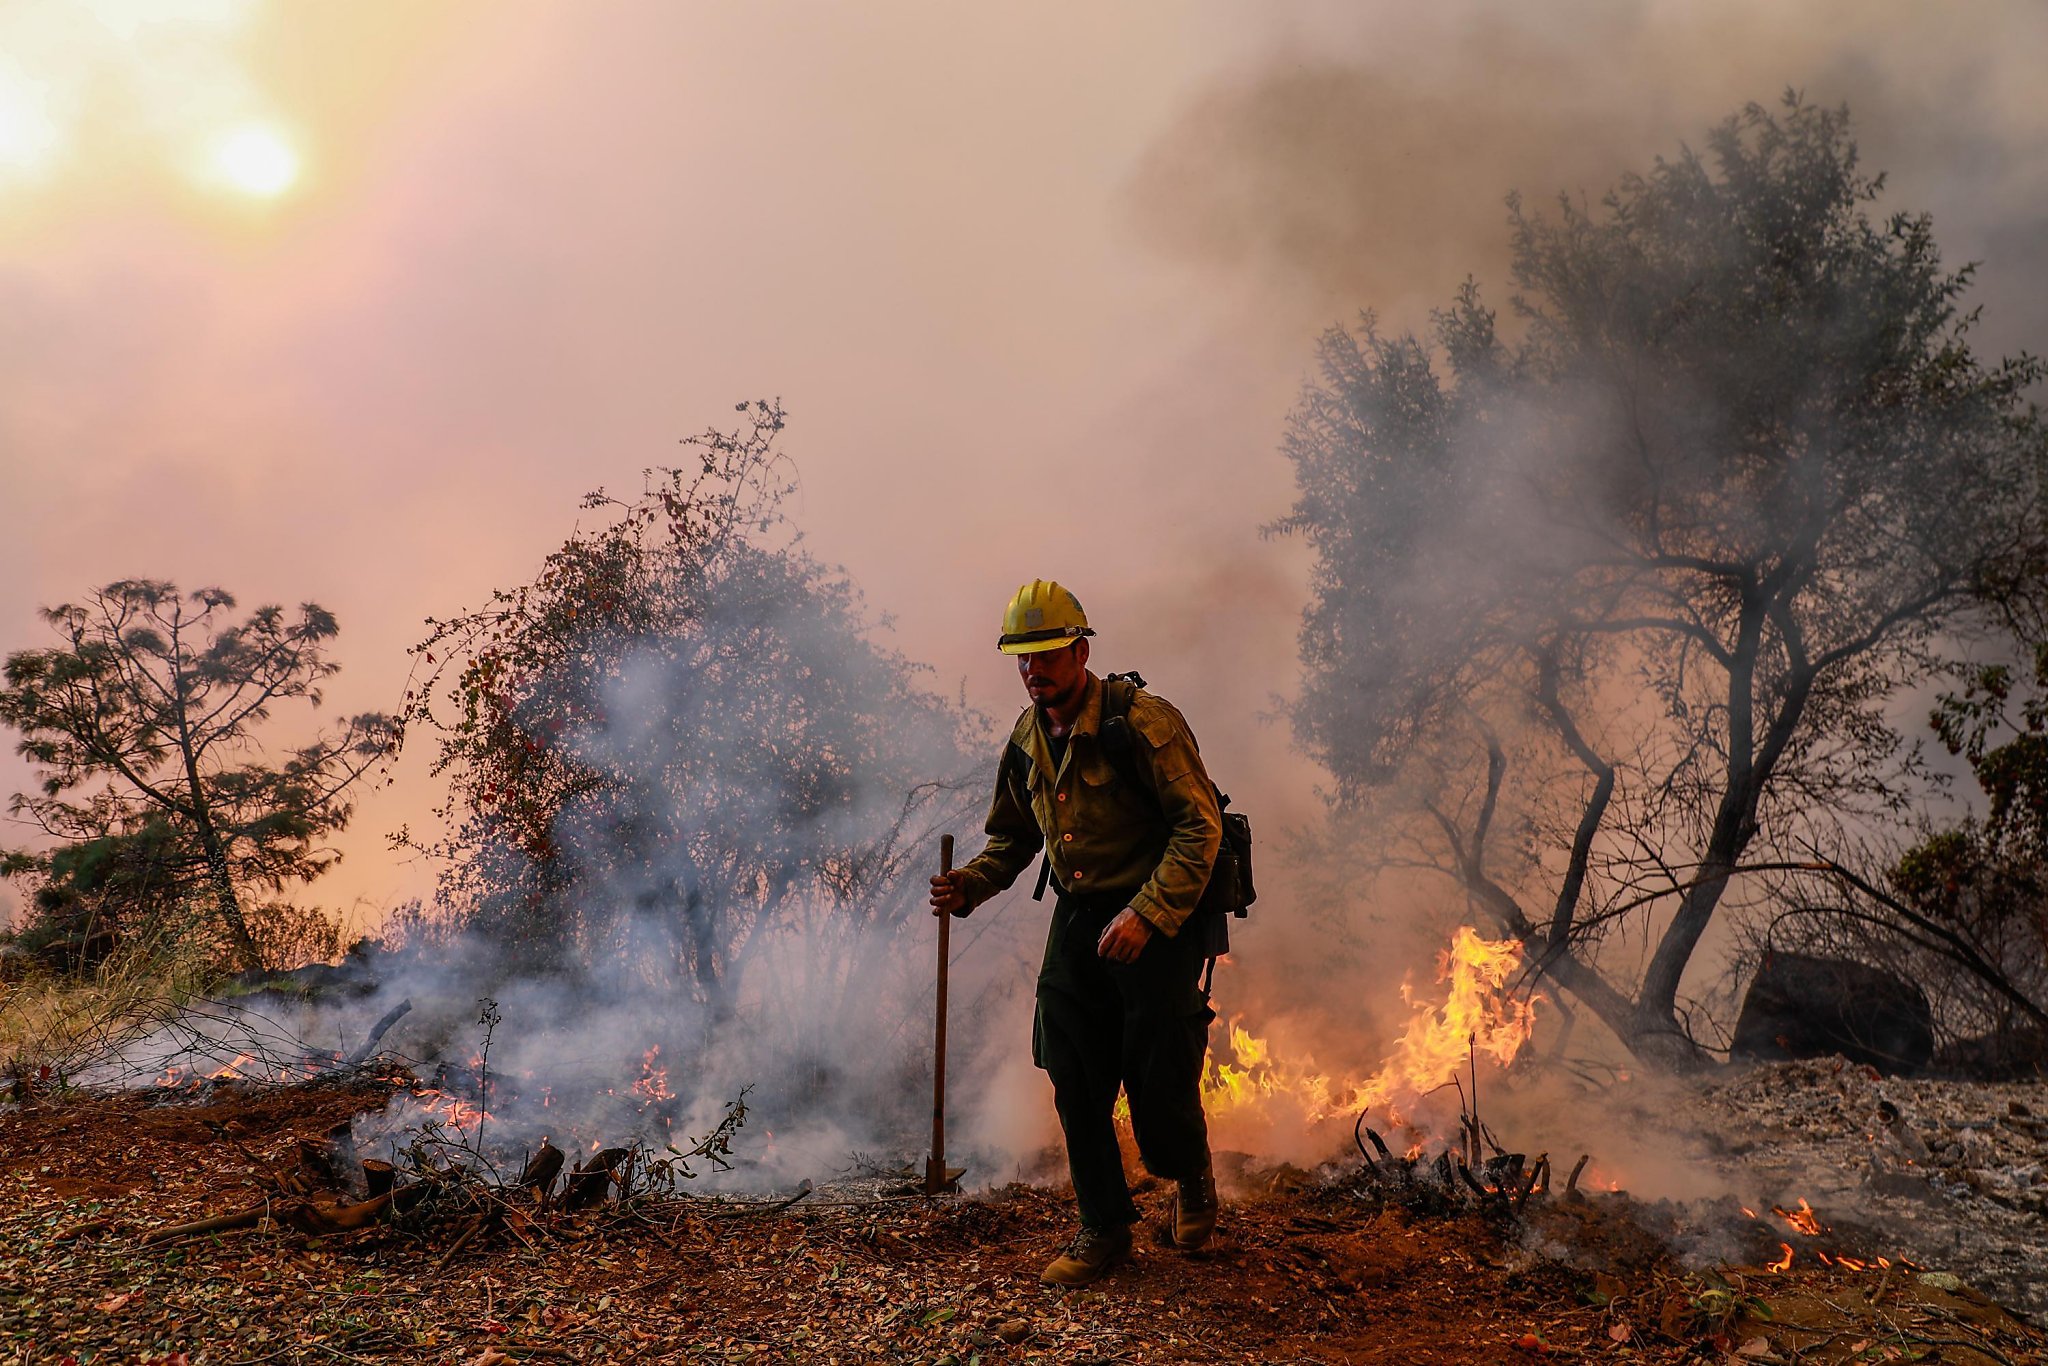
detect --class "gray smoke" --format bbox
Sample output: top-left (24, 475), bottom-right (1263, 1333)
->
top-left (1112, 1), bottom-right (2048, 1188)
top-left (91, 524), bottom-right (1069, 1191)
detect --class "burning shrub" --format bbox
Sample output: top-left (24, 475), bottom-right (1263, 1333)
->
top-left (399, 403), bottom-right (988, 1120)
top-left (1201, 926), bottom-right (1540, 1156)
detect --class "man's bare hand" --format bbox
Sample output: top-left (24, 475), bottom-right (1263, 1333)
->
top-left (929, 870), bottom-right (969, 917)
top-left (1096, 907), bottom-right (1153, 963)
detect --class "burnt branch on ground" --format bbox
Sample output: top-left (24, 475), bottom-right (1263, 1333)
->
top-left (120, 1076), bottom-right (757, 1269)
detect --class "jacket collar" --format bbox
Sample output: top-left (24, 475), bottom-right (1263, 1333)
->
top-left (1067, 671), bottom-right (1104, 740)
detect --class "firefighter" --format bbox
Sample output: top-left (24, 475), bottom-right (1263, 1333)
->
top-left (929, 580), bottom-right (1222, 1286)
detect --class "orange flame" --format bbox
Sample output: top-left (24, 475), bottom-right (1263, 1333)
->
top-left (1773, 1199), bottom-right (1824, 1237)
top-left (207, 1052), bottom-right (258, 1081)
top-left (410, 1088), bottom-right (490, 1131)
top-left (1769, 1244), bottom-right (1794, 1272)
top-left (1200, 927), bottom-right (1539, 1132)
top-left (630, 1045), bottom-right (673, 1103)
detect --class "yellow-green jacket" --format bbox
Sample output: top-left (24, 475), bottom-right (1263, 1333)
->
top-left (954, 673), bottom-right (1221, 936)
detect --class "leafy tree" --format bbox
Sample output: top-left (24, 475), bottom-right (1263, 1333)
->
top-left (1927, 645), bottom-right (2048, 862)
top-left (401, 403), bottom-right (987, 1062)
top-left (1274, 97), bottom-right (2048, 1065)
top-left (1777, 646), bottom-right (2048, 1053)
top-left (1, 582), bottom-right (396, 969)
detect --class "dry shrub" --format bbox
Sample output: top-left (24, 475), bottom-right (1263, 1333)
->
top-left (379, 897), bottom-right (466, 952)
top-left (245, 900), bottom-right (347, 970)
top-left (0, 911), bottom-right (218, 1083)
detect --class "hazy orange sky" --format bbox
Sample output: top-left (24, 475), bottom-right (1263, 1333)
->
top-left (3, 1), bottom-right (2044, 937)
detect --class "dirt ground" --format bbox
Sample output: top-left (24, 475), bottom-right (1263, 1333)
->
top-left (3, 1081), bottom-right (2043, 1366)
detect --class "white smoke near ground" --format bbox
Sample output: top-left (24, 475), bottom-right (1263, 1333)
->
top-left (76, 473), bottom-right (1077, 1194)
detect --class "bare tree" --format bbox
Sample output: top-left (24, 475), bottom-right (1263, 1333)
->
top-left (1274, 98), bottom-right (2048, 1066)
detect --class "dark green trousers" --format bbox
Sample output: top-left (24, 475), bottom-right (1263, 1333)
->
top-left (1032, 892), bottom-right (1215, 1231)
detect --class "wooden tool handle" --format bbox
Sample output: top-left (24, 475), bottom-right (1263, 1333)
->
top-left (927, 833), bottom-right (955, 1195)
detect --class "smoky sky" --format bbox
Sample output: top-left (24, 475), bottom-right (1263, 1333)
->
top-left (1, 0), bottom-right (2043, 970)
top-left (1128, 4), bottom-right (2048, 362)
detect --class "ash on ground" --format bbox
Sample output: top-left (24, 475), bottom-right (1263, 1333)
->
top-left (1590, 1057), bottom-right (2046, 1319)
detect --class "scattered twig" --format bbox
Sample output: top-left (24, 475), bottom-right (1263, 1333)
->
top-left (54, 1216), bottom-right (122, 1242)
top-left (695, 1179), bottom-right (814, 1219)
top-left (1893, 1336), bottom-right (2013, 1366)
top-left (141, 1201), bottom-right (272, 1245)
top-left (1353, 1112), bottom-right (1379, 1172)
top-left (434, 1212), bottom-right (490, 1270)
top-left (227, 1347), bottom-right (301, 1366)
top-left (205, 1119), bottom-right (273, 1177)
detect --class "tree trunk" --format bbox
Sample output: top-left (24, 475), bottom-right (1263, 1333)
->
top-left (197, 819), bottom-right (261, 971)
top-left (1629, 599), bottom-right (1770, 1061)
top-left (1632, 847), bottom-right (1741, 1054)
top-left (172, 653), bottom-right (262, 972)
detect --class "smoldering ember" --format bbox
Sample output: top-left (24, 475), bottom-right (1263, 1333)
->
top-left (6, 12), bottom-right (2048, 1366)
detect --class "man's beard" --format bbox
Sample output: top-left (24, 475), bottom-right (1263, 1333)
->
top-left (1029, 674), bottom-right (1082, 711)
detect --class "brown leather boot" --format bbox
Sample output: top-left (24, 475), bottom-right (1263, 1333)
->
top-left (1173, 1164), bottom-right (1218, 1250)
top-left (1039, 1224), bottom-right (1132, 1286)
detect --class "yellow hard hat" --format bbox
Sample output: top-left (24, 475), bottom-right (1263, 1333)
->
top-left (997, 579), bottom-right (1095, 654)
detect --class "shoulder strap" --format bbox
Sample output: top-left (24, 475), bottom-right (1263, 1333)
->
top-left (1102, 671), bottom-right (1230, 986)
top-left (1097, 671), bottom-right (1148, 797)
top-left (999, 738), bottom-right (1058, 903)
top-left (1101, 671), bottom-right (1144, 718)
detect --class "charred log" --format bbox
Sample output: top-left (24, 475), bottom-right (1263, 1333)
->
top-left (1513, 1155), bottom-right (1549, 1214)
top-left (345, 999), bottom-right (413, 1066)
top-left (519, 1141), bottom-right (566, 1200)
top-left (563, 1147), bottom-right (632, 1211)
top-left (282, 1191), bottom-right (396, 1236)
top-left (296, 1121), bottom-right (359, 1190)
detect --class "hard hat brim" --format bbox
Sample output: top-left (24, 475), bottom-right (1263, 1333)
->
top-left (997, 627), bottom-right (1094, 655)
